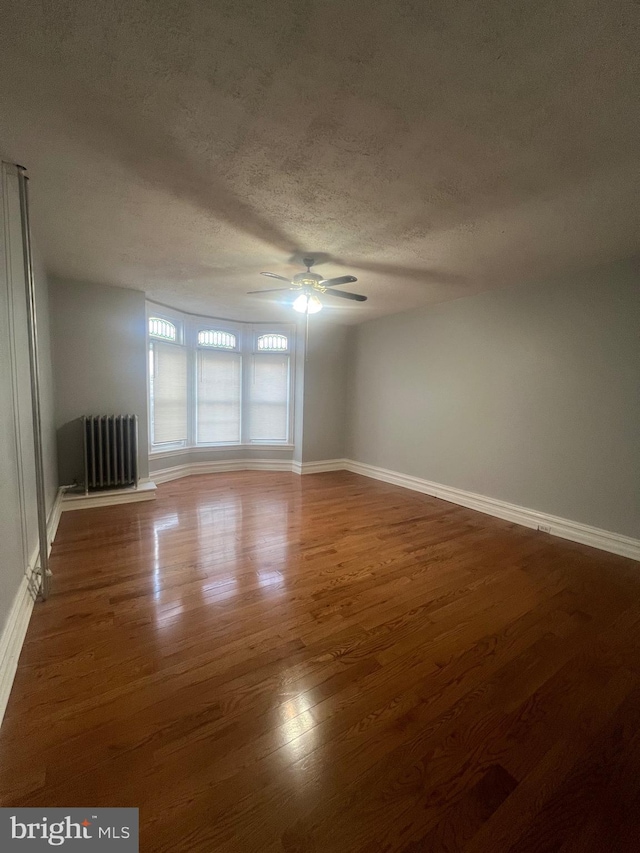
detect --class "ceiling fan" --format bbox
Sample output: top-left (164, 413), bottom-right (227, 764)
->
top-left (247, 257), bottom-right (367, 314)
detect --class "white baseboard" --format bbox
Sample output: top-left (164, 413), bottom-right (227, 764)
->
top-left (153, 458), bottom-right (348, 482)
top-left (0, 572), bottom-right (37, 729)
top-left (342, 460), bottom-right (640, 562)
top-left (26, 486), bottom-right (63, 577)
top-left (296, 458), bottom-right (349, 475)
top-left (0, 488), bottom-right (63, 729)
top-left (61, 480), bottom-right (157, 511)
top-left (153, 459), bottom-right (296, 483)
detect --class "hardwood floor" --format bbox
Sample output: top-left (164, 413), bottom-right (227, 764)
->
top-left (1, 471), bottom-right (640, 851)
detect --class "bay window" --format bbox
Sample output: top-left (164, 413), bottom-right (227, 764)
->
top-left (147, 305), bottom-right (294, 451)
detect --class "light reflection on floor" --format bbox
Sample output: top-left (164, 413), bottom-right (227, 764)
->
top-left (151, 485), bottom-right (300, 628)
top-left (197, 494), bottom-right (242, 565)
top-left (152, 511), bottom-right (179, 600)
top-left (249, 494), bottom-right (290, 594)
top-left (200, 575), bottom-right (239, 595)
top-left (279, 694), bottom-right (317, 759)
top-left (257, 570), bottom-right (286, 589)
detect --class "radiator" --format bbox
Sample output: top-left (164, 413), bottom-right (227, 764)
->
top-left (83, 414), bottom-right (139, 492)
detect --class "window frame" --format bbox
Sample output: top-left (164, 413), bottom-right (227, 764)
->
top-left (147, 304), bottom-right (296, 454)
top-left (195, 320), bottom-right (243, 447)
top-left (247, 331), bottom-right (292, 445)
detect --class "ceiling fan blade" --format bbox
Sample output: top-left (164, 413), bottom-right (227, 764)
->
top-left (247, 287), bottom-right (294, 294)
top-left (260, 272), bottom-right (291, 282)
top-left (319, 275), bottom-right (358, 287)
top-left (323, 289), bottom-right (367, 302)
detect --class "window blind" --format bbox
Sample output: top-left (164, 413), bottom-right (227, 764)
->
top-left (151, 342), bottom-right (187, 444)
top-left (248, 353), bottom-right (289, 442)
top-left (197, 350), bottom-right (242, 444)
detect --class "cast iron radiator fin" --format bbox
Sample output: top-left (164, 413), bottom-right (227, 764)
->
top-left (82, 414), bottom-right (139, 492)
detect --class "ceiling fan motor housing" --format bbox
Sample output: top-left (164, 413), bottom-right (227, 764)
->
top-left (293, 271), bottom-right (323, 287)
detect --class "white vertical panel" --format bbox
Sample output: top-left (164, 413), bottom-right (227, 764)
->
top-left (3, 166), bottom-right (38, 559)
top-left (0, 162), bottom-right (33, 634)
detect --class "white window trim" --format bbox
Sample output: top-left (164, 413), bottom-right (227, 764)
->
top-left (146, 303), bottom-right (296, 454)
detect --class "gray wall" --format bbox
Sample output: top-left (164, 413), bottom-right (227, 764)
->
top-left (50, 278), bottom-right (149, 485)
top-left (302, 322), bottom-right (350, 463)
top-left (347, 258), bottom-right (640, 539)
top-left (0, 162), bottom-right (57, 639)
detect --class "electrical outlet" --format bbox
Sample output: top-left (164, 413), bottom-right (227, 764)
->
top-left (537, 524), bottom-right (551, 534)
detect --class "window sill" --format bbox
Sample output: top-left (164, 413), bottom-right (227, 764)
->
top-left (149, 444), bottom-right (295, 459)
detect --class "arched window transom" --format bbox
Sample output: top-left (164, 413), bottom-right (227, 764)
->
top-left (257, 333), bottom-right (288, 351)
top-left (149, 317), bottom-right (176, 341)
top-left (198, 330), bottom-right (237, 349)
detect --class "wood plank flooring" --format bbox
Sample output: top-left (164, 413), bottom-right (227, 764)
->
top-left (1, 471), bottom-right (640, 851)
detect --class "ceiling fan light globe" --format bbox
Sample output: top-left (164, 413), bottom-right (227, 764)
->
top-left (293, 293), bottom-right (322, 314)
top-left (307, 294), bottom-right (323, 314)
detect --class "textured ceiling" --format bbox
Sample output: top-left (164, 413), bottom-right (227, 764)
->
top-left (1, 0), bottom-right (639, 323)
